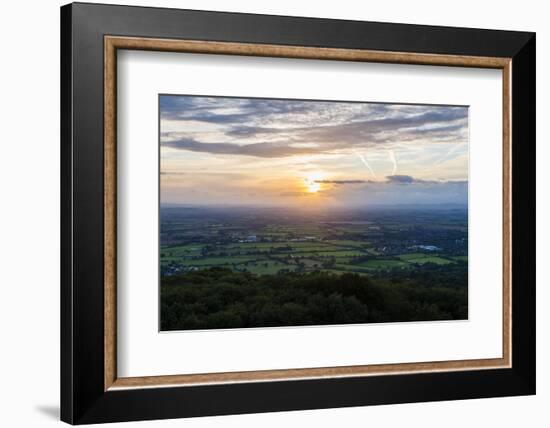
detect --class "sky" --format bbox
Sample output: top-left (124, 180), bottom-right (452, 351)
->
top-left (160, 95), bottom-right (468, 208)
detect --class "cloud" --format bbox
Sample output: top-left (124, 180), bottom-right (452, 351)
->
top-left (320, 176), bottom-right (468, 206)
top-left (314, 175), bottom-right (467, 186)
top-left (162, 138), bottom-right (321, 158)
top-left (298, 112), bottom-right (467, 147)
top-left (221, 108), bottom-right (468, 150)
top-left (385, 175), bottom-right (468, 186)
top-left (160, 95), bottom-right (469, 158)
top-left (386, 174), bottom-right (416, 184)
top-left (279, 191), bottom-right (316, 197)
top-left (315, 179), bottom-right (369, 184)
top-left (160, 95), bottom-right (312, 123)
top-left (160, 171), bottom-right (187, 176)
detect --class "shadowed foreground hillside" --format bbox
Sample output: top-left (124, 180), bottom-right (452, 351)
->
top-left (161, 266), bottom-right (467, 331)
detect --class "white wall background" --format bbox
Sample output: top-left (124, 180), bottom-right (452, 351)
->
top-left (0, 0), bottom-right (546, 426)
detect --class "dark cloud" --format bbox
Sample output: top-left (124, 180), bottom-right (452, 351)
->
top-left (226, 126), bottom-right (282, 137)
top-left (316, 176), bottom-right (468, 186)
top-left (160, 95), bottom-right (469, 157)
top-left (162, 138), bottom-right (320, 158)
top-left (298, 109), bottom-right (467, 146)
top-left (160, 95), bottom-right (312, 123)
top-left (160, 171), bottom-right (187, 176)
top-left (219, 105), bottom-right (467, 145)
top-left (386, 175), bottom-right (416, 184)
top-left (385, 175), bottom-right (468, 186)
top-left (315, 179), bottom-right (369, 184)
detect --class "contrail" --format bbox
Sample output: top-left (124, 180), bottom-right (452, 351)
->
top-left (388, 149), bottom-right (397, 175)
top-left (434, 142), bottom-right (466, 166)
top-left (354, 151), bottom-right (376, 178)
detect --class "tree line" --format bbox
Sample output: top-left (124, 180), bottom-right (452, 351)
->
top-left (161, 266), bottom-right (467, 331)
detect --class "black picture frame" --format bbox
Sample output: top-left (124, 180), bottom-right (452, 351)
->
top-left (61, 2), bottom-right (535, 424)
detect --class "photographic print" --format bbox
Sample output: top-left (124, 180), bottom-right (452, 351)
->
top-left (159, 95), bottom-right (469, 331)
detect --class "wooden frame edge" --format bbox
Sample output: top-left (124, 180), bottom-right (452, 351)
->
top-left (103, 35), bottom-right (512, 391)
top-left (105, 36), bottom-right (511, 68)
top-left (502, 61), bottom-right (513, 369)
top-left (110, 357), bottom-right (508, 390)
top-left (104, 37), bottom-right (117, 390)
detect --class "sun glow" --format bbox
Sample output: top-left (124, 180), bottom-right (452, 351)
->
top-left (304, 171), bottom-right (325, 194)
top-left (307, 181), bottom-right (321, 193)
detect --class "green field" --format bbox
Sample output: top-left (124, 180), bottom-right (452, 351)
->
top-left (397, 253), bottom-right (454, 265)
top-left (357, 259), bottom-right (409, 269)
top-left (234, 260), bottom-right (290, 274)
top-left (160, 208), bottom-right (467, 277)
top-left (161, 238), bottom-right (466, 274)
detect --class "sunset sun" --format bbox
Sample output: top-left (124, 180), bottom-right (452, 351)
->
top-left (307, 181), bottom-right (321, 193)
top-left (304, 172), bottom-right (324, 194)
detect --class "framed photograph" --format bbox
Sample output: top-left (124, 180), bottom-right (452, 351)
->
top-left (61, 2), bottom-right (535, 424)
